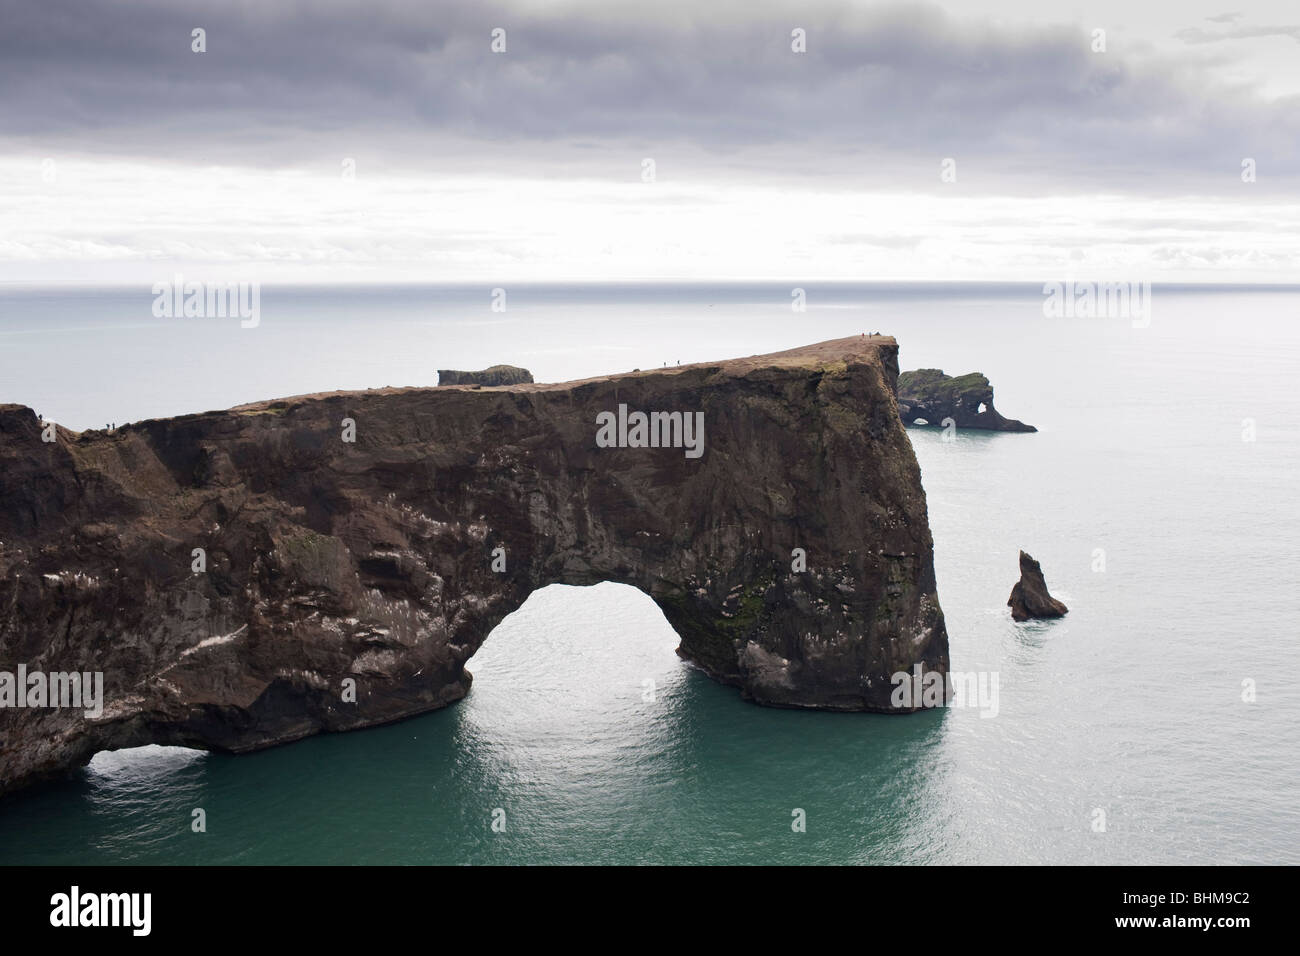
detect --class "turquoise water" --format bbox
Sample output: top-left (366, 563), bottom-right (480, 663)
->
top-left (0, 283), bottom-right (1297, 864)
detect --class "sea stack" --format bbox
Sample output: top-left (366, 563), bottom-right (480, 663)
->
top-left (1007, 550), bottom-right (1068, 621)
top-left (896, 369), bottom-right (1035, 432)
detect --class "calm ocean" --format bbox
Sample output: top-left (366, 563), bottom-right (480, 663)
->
top-left (0, 282), bottom-right (1296, 864)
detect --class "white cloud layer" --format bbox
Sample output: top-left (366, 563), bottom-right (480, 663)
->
top-left (1, 0), bottom-right (1297, 282)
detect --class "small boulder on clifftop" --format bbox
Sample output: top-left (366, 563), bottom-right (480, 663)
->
top-left (1007, 550), bottom-right (1068, 621)
top-left (437, 365), bottom-right (534, 387)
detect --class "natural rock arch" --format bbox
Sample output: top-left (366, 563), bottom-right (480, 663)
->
top-left (0, 336), bottom-right (948, 795)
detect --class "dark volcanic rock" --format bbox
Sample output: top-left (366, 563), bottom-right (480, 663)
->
top-left (0, 335), bottom-right (948, 796)
top-left (1007, 550), bottom-right (1068, 621)
top-left (437, 365), bottom-right (533, 387)
top-left (896, 369), bottom-right (1036, 432)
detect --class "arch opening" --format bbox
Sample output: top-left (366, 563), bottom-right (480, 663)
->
top-left (463, 582), bottom-right (686, 713)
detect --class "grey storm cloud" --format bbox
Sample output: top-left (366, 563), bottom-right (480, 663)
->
top-left (1, 0), bottom-right (1297, 188)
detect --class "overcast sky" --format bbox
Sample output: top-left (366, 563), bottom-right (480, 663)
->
top-left (2, 0), bottom-right (1298, 282)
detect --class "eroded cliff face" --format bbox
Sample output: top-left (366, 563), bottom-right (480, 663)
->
top-left (0, 335), bottom-right (947, 796)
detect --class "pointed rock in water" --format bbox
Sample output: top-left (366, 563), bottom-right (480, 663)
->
top-left (1007, 550), bottom-right (1068, 621)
